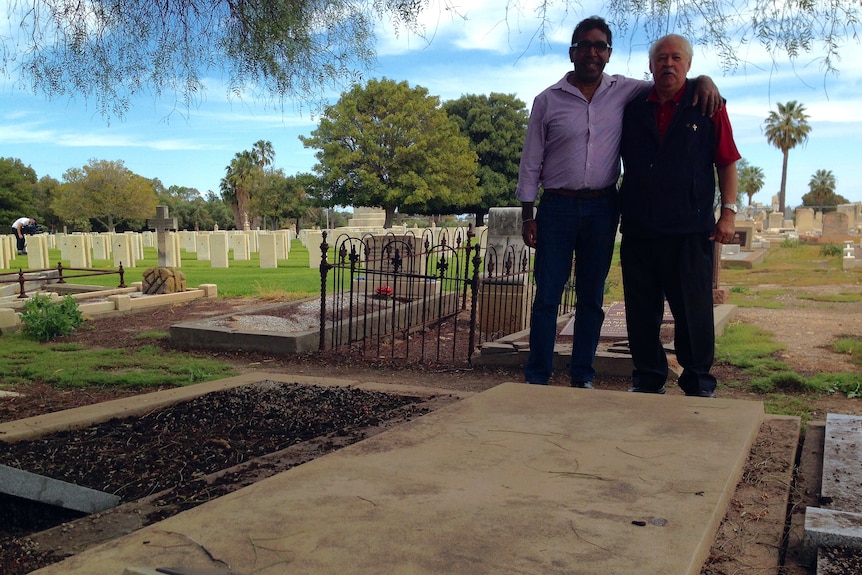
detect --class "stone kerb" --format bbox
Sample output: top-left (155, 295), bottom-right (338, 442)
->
top-left (0, 284), bottom-right (218, 333)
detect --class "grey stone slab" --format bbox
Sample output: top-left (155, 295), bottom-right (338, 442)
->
top-left (821, 413), bottom-right (862, 513)
top-left (804, 507), bottom-right (862, 554)
top-left (0, 463), bottom-right (120, 513)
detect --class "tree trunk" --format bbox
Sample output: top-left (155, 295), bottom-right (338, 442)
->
top-left (779, 150), bottom-right (790, 214)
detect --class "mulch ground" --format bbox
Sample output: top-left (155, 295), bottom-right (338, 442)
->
top-left (0, 380), bottom-right (457, 575)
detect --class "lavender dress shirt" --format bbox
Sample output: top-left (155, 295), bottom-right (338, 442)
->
top-left (516, 72), bottom-right (650, 203)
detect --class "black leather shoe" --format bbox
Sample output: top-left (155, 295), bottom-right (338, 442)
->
top-left (685, 390), bottom-right (716, 398)
top-left (628, 386), bottom-right (666, 394)
top-left (571, 381), bottom-right (594, 389)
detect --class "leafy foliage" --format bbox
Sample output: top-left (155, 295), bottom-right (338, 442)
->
top-left (0, 157), bottom-right (38, 225)
top-left (736, 159), bottom-right (764, 207)
top-left (802, 169), bottom-right (848, 211)
top-left (3, 0), bottom-right (425, 119)
top-left (19, 294), bottom-right (84, 341)
top-left (53, 159), bottom-right (159, 232)
top-left (300, 78), bottom-right (481, 227)
top-left (442, 93), bottom-right (528, 226)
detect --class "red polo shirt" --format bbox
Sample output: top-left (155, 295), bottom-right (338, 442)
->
top-left (649, 83), bottom-right (740, 167)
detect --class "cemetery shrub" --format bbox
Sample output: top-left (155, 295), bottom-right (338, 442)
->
top-left (749, 371), bottom-right (809, 394)
top-left (20, 294), bottom-right (84, 342)
top-left (780, 238), bottom-right (800, 248)
top-left (819, 243), bottom-right (842, 257)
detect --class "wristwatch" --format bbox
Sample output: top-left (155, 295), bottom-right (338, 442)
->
top-left (721, 203), bottom-right (738, 213)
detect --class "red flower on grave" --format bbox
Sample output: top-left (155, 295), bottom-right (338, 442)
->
top-left (375, 285), bottom-right (394, 297)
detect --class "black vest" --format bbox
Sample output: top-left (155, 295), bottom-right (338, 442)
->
top-left (619, 81), bottom-right (718, 239)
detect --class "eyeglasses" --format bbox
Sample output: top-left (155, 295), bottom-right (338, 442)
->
top-left (571, 41), bottom-right (611, 53)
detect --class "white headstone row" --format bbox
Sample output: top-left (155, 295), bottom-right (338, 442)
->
top-left (4, 229), bottom-right (297, 271)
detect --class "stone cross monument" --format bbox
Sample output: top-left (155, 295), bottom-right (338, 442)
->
top-left (147, 205), bottom-right (178, 267)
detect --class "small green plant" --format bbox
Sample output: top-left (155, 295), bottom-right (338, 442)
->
top-left (833, 337), bottom-right (862, 364)
top-left (780, 238), bottom-right (800, 248)
top-left (729, 285), bottom-right (750, 294)
top-left (820, 243), bottom-right (843, 257)
top-left (19, 294), bottom-right (84, 341)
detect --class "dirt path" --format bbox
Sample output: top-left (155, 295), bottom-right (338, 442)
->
top-left (732, 288), bottom-right (862, 375)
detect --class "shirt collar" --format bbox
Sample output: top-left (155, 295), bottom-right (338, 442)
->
top-left (647, 79), bottom-right (688, 104)
top-left (555, 72), bottom-right (613, 98)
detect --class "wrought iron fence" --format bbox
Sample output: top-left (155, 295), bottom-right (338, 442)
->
top-left (318, 225), bottom-right (578, 367)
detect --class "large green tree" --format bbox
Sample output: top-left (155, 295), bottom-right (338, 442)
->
top-left (736, 159), bottom-right (765, 206)
top-left (442, 93), bottom-right (528, 226)
top-left (0, 157), bottom-right (37, 225)
top-left (763, 101), bottom-right (812, 215)
top-left (802, 169), bottom-right (847, 212)
top-left (53, 159), bottom-right (159, 232)
top-left (300, 78), bottom-right (480, 228)
top-left (3, 0), bottom-right (425, 118)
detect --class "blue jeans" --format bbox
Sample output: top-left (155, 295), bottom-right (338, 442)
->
top-left (525, 192), bottom-right (619, 385)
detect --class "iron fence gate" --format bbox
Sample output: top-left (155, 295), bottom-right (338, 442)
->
top-left (318, 226), bottom-right (578, 366)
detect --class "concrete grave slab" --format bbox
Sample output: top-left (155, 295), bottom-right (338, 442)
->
top-left (28, 382), bottom-right (763, 575)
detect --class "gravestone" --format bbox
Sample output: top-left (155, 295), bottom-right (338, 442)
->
top-left (258, 232), bottom-right (278, 269)
top-left (836, 204), bottom-right (860, 230)
top-left (196, 233), bottom-right (212, 261)
top-left (27, 235), bottom-right (50, 269)
top-left (232, 233), bottom-right (251, 261)
top-left (733, 221), bottom-right (755, 250)
top-left (210, 232), bottom-right (230, 268)
top-left (478, 207), bottom-right (532, 335)
top-left (112, 233), bottom-right (135, 268)
top-left (822, 211), bottom-right (850, 240)
top-left (768, 212), bottom-right (784, 230)
top-left (68, 234), bottom-right (92, 268)
top-left (146, 205), bottom-right (178, 268)
top-left (92, 234), bottom-right (110, 260)
top-left (143, 205), bottom-right (183, 293)
top-left (562, 301), bottom-right (674, 341)
top-left (795, 208), bottom-right (817, 234)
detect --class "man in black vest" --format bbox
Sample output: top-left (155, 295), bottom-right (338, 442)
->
top-left (618, 34), bottom-right (741, 398)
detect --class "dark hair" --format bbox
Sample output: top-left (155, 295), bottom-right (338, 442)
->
top-left (572, 16), bottom-right (612, 46)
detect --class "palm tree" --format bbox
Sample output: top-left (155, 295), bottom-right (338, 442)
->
top-left (763, 101), bottom-right (812, 214)
top-left (801, 169), bottom-right (848, 212)
top-left (736, 159), bottom-right (765, 206)
top-left (252, 140), bottom-right (275, 171)
top-left (221, 150), bottom-right (257, 229)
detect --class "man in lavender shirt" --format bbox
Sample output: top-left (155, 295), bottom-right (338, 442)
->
top-left (517, 16), bottom-right (721, 388)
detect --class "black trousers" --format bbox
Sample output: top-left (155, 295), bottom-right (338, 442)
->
top-left (16, 234), bottom-right (26, 252)
top-left (620, 233), bottom-right (717, 395)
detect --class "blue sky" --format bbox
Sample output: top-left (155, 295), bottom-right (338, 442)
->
top-left (2, 0), bottom-right (861, 210)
